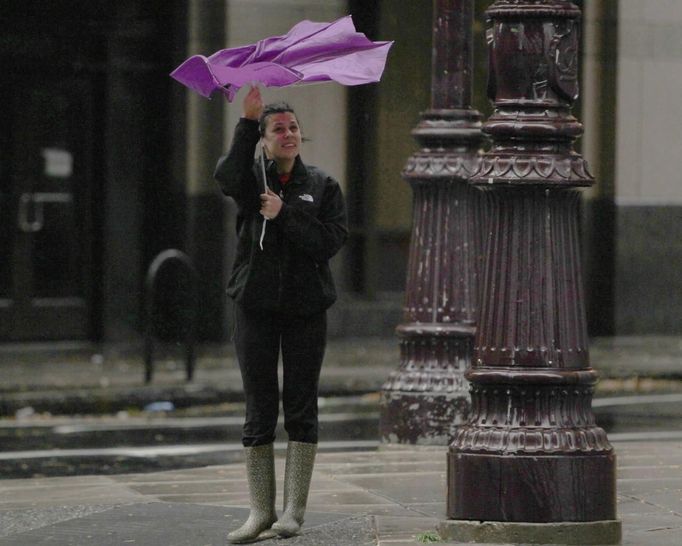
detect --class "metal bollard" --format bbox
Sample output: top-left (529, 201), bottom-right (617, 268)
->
top-left (143, 249), bottom-right (199, 384)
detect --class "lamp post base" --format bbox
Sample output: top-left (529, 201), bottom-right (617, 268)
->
top-left (379, 391), bottom-right (470, 445)
top-left (380, 325), bottom-right (474, 445)
top-left (447, 451), bottom-right (618, 522)
top-left (437, 519), bottom-right (622, 545)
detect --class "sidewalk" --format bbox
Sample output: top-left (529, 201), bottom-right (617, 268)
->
top-left (0, 441), bottom-right (681, 545)
top-left (0, 336), bottom-right (681, 545)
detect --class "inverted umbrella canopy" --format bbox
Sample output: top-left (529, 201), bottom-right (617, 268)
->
top-left (170, 15), bottom-right (393, 100)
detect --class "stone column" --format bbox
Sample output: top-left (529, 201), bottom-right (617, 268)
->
top-left (379, 0), bottom-right (484, 445)
top-left (439, 1), bottom-right (621, 544)
top-left (185, 0), bottom-right (228, 340)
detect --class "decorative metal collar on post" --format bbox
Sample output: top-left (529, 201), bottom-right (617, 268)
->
top-left (379, 0), bottom-right (485, 445)
top-left (439, 1), bottom-right (621, 543)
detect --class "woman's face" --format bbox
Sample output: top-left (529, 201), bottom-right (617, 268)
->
top-left (262, 112), bottom-right (301, 166)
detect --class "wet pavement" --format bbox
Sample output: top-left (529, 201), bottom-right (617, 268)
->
top-left (1, 392), bottom-right (682, 481)
top-left (0, 336), bottom-right (681, 544)
top-left (0, 442), bottom-right (681, 545)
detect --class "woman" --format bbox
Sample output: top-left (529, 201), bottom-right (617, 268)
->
top-left (214, 86), bottom-right (348, 543)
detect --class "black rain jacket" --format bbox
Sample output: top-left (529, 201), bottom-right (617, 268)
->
top-left (214, 118), bottom-right (348, 316)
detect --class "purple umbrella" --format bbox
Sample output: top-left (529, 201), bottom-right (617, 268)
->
top-left (170, 15), bottom-right (393, 101)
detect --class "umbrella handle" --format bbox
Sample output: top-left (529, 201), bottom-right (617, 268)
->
top-left (260, 143), bottom-right (269, 193)
top-left (259, 143), bottom-right (268, 251)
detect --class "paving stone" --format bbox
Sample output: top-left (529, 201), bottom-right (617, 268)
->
top-left (616, 495), bottom-right (669, 516)
top-left (403, 502), bottom-right (446, 518)
top-left (338, 472), bottom-right (446, 504)
top-left (304, 477), bottom-right (361, 491)
top-left (293, 510), bottom-right (356, 531)
top-left (0, 478), bottom-right (145, 509)
top-left (112, 466), bottom-right (247, 483)
top-left (0, 502), bottom-right (234, 546)
top-left (0, 505), bottom-right (117, 539)
top-left (618, 478), bottom-right (682, 496)
top-left (321, 460), bottom-right (445, 475)
top-left (307, 489), bottom-right (396, 506)
top-left (272, 515), bottom-right (376, 546)
top-left (617, 443), bottom-right (682, 457)
top-left (621, 518), bottom-right (682, 546)
top-left (302, 504), bottom-right (420, 517)
top-left (618, 464), bottom-right (682, 479)
top-left (156, 492), bottom-right (251, 504)
top-left (0, 475), bottom-right (115, 490)
top-left (623, 510), bottom-right (682, 526)
top-left (316, 449), bottom-right (442, 467)
top-left (126, 480), bottom-right (242, 496)
top-left (634, 491), bottom-right (682, 515)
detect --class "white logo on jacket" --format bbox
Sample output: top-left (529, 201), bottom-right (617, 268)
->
top-left (299, 194), bottom-right (314, 202)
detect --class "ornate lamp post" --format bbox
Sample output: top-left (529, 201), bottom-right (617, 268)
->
top-left (379, 0), bottom-right (484, 445)
top-left (439, 1), bottom-right (621, 544)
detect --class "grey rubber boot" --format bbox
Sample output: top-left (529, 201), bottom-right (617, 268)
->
top-left (271, 441), bottom-right (318, 537)
top-left (227, 443), bottom-right (278, 544)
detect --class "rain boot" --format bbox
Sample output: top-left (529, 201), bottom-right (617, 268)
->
top-left (227, 443), bottom-right (278, 544)
top-left (271, 441), bottom-right (317, 537)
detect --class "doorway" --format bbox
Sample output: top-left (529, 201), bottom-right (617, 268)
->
top-left (0, 77), bottom-right (96, 341)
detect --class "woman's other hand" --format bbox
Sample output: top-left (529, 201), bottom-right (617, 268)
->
top-left (260, 188), bottom-right (283, 219)
top-left (243, 86), bottom-right (263, 120)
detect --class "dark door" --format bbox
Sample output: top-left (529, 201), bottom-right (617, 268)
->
top-left (0, 78), bottom-right (95, 341)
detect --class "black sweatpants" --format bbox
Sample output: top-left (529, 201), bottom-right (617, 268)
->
top-left (234, 305), bottom-right (327, 447)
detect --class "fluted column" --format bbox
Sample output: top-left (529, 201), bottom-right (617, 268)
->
top-left (439, 1), bottom-right (621, 544)
top-left (379, 0), bottom-right (484, 445)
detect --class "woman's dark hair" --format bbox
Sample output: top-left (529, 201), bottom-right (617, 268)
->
top-left (258, 102), bottom-right (297, 136)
